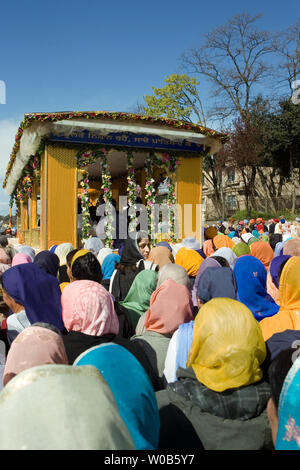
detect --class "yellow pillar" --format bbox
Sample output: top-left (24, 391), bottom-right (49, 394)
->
top-left (44, 145), bottom-right (78, 249)
top-left (176, 156), bottom-right (203, 243)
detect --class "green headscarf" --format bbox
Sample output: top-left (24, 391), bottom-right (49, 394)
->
top-left (120, 270), bottom-right (157, 328)
top-left (232, 242), bottom-right (251, 257)
top-left (261, 233), bottom-right (269, 243)
top-left (248, 236), bottom-right (259, 246)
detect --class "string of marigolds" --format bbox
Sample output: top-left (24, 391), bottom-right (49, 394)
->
top-left (100, 150), bottom-right (114, 248)
top-left (144, 152), bottom-right (156, 240)
top-left (14, 155), bottom-right (41, 203)
top-left (126, 151), bottom-right (139, 233)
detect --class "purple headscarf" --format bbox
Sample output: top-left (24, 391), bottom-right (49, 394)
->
top-left (192, 257), bottom-right (221, 306)
top-left (156, 242), bottom-right (172, 252)
top-left (2, 263), bottom-right (64, 331)
top-left (269, 255), bottom-right (291, 289)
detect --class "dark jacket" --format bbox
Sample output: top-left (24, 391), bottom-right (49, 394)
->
top-left (156, 367), bottom-right (273, 450)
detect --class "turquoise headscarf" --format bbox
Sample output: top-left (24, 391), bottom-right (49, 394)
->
top-left (101, 253), bottom-right (120, 280)
top-left (74, 343), bottom-right (160, 450)
top-left (276, 355), bottom-right (300, 450)
top-left (119, 270), bottom-right (157, 328)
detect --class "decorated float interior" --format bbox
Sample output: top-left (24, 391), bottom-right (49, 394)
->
top-left (3, 111), bottom-right (227, 250)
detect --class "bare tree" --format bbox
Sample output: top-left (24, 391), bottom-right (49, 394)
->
top-left (181, 13), bottom-right (275, 123)
top-left (273, 19), bottom-right (300, 97)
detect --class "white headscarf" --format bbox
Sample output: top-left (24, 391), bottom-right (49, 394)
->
top-left (212, 247), bottom-right (237, 269)
top-left (97, 248), bottom-right (113, 266)
top-left (83, 237), bottom-right (104, 256)
top-left (241, 233), bottom-right (254, 244)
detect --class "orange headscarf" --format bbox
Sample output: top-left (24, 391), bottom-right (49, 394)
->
top-left (250, 241), bottom-right (274, 270)
top-left (144, 279), bottom-right (194, 335)
top-left (213, 234), bottom-right (235, 250)
top-left (203, 239), bottom-right (215, 257)
top-left (175, 247), bottom-right (204, 277)
top-left (260, 257), bottom-right (300, 341)
top-left (148, 246), bottom-right (173, 269)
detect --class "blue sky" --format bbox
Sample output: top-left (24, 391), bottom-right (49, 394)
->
top-left (0, 0), bottom-right (299, 215)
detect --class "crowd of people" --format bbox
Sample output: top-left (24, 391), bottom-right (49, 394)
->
top-left (0, 215), bottom-right (300, 450)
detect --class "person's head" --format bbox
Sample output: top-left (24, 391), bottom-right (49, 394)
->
top-left (196, 266), bottom-right (237, 308)
top-left (3, 324), bottom-right (68, 386)
top-left (0, 235), bottom-right (8, 248)
top-left (187, 298), bottom-right (266, 392)
top-left (156, 263), bottom-right (190, 289)
top-left (61, 280), bottom-right (119, 336)
top-left (283, 238), bottom-right (300, 257)
top-left (66, 249), bottom-right (79, 280)
top-left (0, 276), bottom-right (24, 313)
top-left (267, 348), bottom-right (299, 447)
top-left (209, 256), bottom-right (229, 267)
top-left (71, 250), bottom-right (102, 283)
top-left (136, 232), bottom-right (151, 260)
top-left (175, 247), bottom-right (204, 277)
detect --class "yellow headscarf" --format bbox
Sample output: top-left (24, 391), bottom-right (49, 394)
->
top-left (175, 247), bottom-right (203, 277)
top-left (70, 249), bottom-right (90, 269)
top-left (260, 257), bottom-right (300, 341)
top-left (187, 298), bottom-right (266, 392)
top-left (213, 234), bottom-right (235, 250)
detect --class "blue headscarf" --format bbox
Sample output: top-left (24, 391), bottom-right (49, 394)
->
top-left (156, 241), bottom-right (172, 252)
top-left (74, 343), bottom-right (160, 450)
top-left (174, 320), bottom-right (194, 382)
top-left (49, 245), bottom-right (58, 254)
top-left (33, 250), bottom-right (60, 277)
top-left (227, 231), bottom-right (236, 239)
top-left (276, 355), bottom-right (300, 449)
top-left (196, 267), bottom-right (237, 303)
top-left (2, 263), bottom-right (64, 331)
top-left (274, 242), bottom-right (284, 257)
top-left (101, 253), bottom-right (120, 280)
top-left (233, 255), bottom-right (279, 321)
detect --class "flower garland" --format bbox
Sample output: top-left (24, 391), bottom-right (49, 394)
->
top-left (100, 150), bottom-right (114, 248)
top-left (126, 151), bottom-right (139, 233)
top-left (145, 152), bottom-right (156, 240)
top-left (161, 153), bottom-right (180, 242)
top-left (14, 155), bottom-right (40, 203)
top-left (4, 110), bottom-right (228, 190)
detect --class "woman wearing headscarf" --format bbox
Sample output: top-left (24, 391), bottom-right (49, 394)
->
top-left (164, 263), bottom-right (237, 385)
top-left (11, 253), bottom-right (32, 266)
top-left (97, 247), bottom-right (113, 266)
top-left (232, 242), bottom-right (251, 257)
top-left (54, 243), bottom-right (75, 283)
top-left (0, 248), bottom-right (12, 266)
top-left (101, 253), bottom-right (121, 291)
top-left (269, 353), bottom-right (300, 450)
top-left (17, 245), bottom-right (35, 262)
top-left (0, 365), bottom-right (135, 450)
top-left (156, 263), bottom-right (190, 290)
top-left (148, 246), bottom-right (173, 270)
top-left (118, 270), bottom-right (157, 330)
top-left (156, 298), bottom-right (273, 450)
top-left (71, 249), bottom-right (102, 284)
top-left (266, 255), bottom-right (291, 306)
top-left (33, 251), bottom-right (59, 277)
top-left (212, 234), bottom-right (235, 250)
top-left (74, 343), bottom-right (160, 450)
top-left (175, 247), bottom-right (204, 290)
top-left (191, 257), bottom-right (221, 308)
top-left (0, 263), bottom-right (65, 344)
top-left (3, 324), bottom-right (68, 386)
top-left (61, 279), bottom-right (157, 387)
top-left (131, 279), bottom-right (194, 387)
top-left (274, 241), bottom-right (284, 257)
top-left (212, 247), bottom-right (237, 269)
top-left (250, 241), bottom-right (274, 270)
top-left (109, 233), bottom-right (156, 302)
top-left (83, 237), bottom-right (104, 257)
top-left (233, 256), bottom-right (279, 322)
top-left (260, 257), bottom-right (300, 341)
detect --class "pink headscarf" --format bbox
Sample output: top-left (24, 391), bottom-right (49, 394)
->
top-left (144, 279), bottom-right (194, 335)
top-left (12, 252), bottom-right (32, 267)
top-left (3, 326), bottom-right (68, 386)
top-left (203, 239), bottom-right (215, 257)
top-left (0, 248), bottom-right (11, 265)
top-left (61, 280), bottom-right (119, 336)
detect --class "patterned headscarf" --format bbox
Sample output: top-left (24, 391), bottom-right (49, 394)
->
top-left (61, 280), bottom-right (119, 336)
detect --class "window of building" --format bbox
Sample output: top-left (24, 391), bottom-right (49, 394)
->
top-left (227, 169), bottom-right (235, 184)
top-left (227, 194), bottom-right (237, 210)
